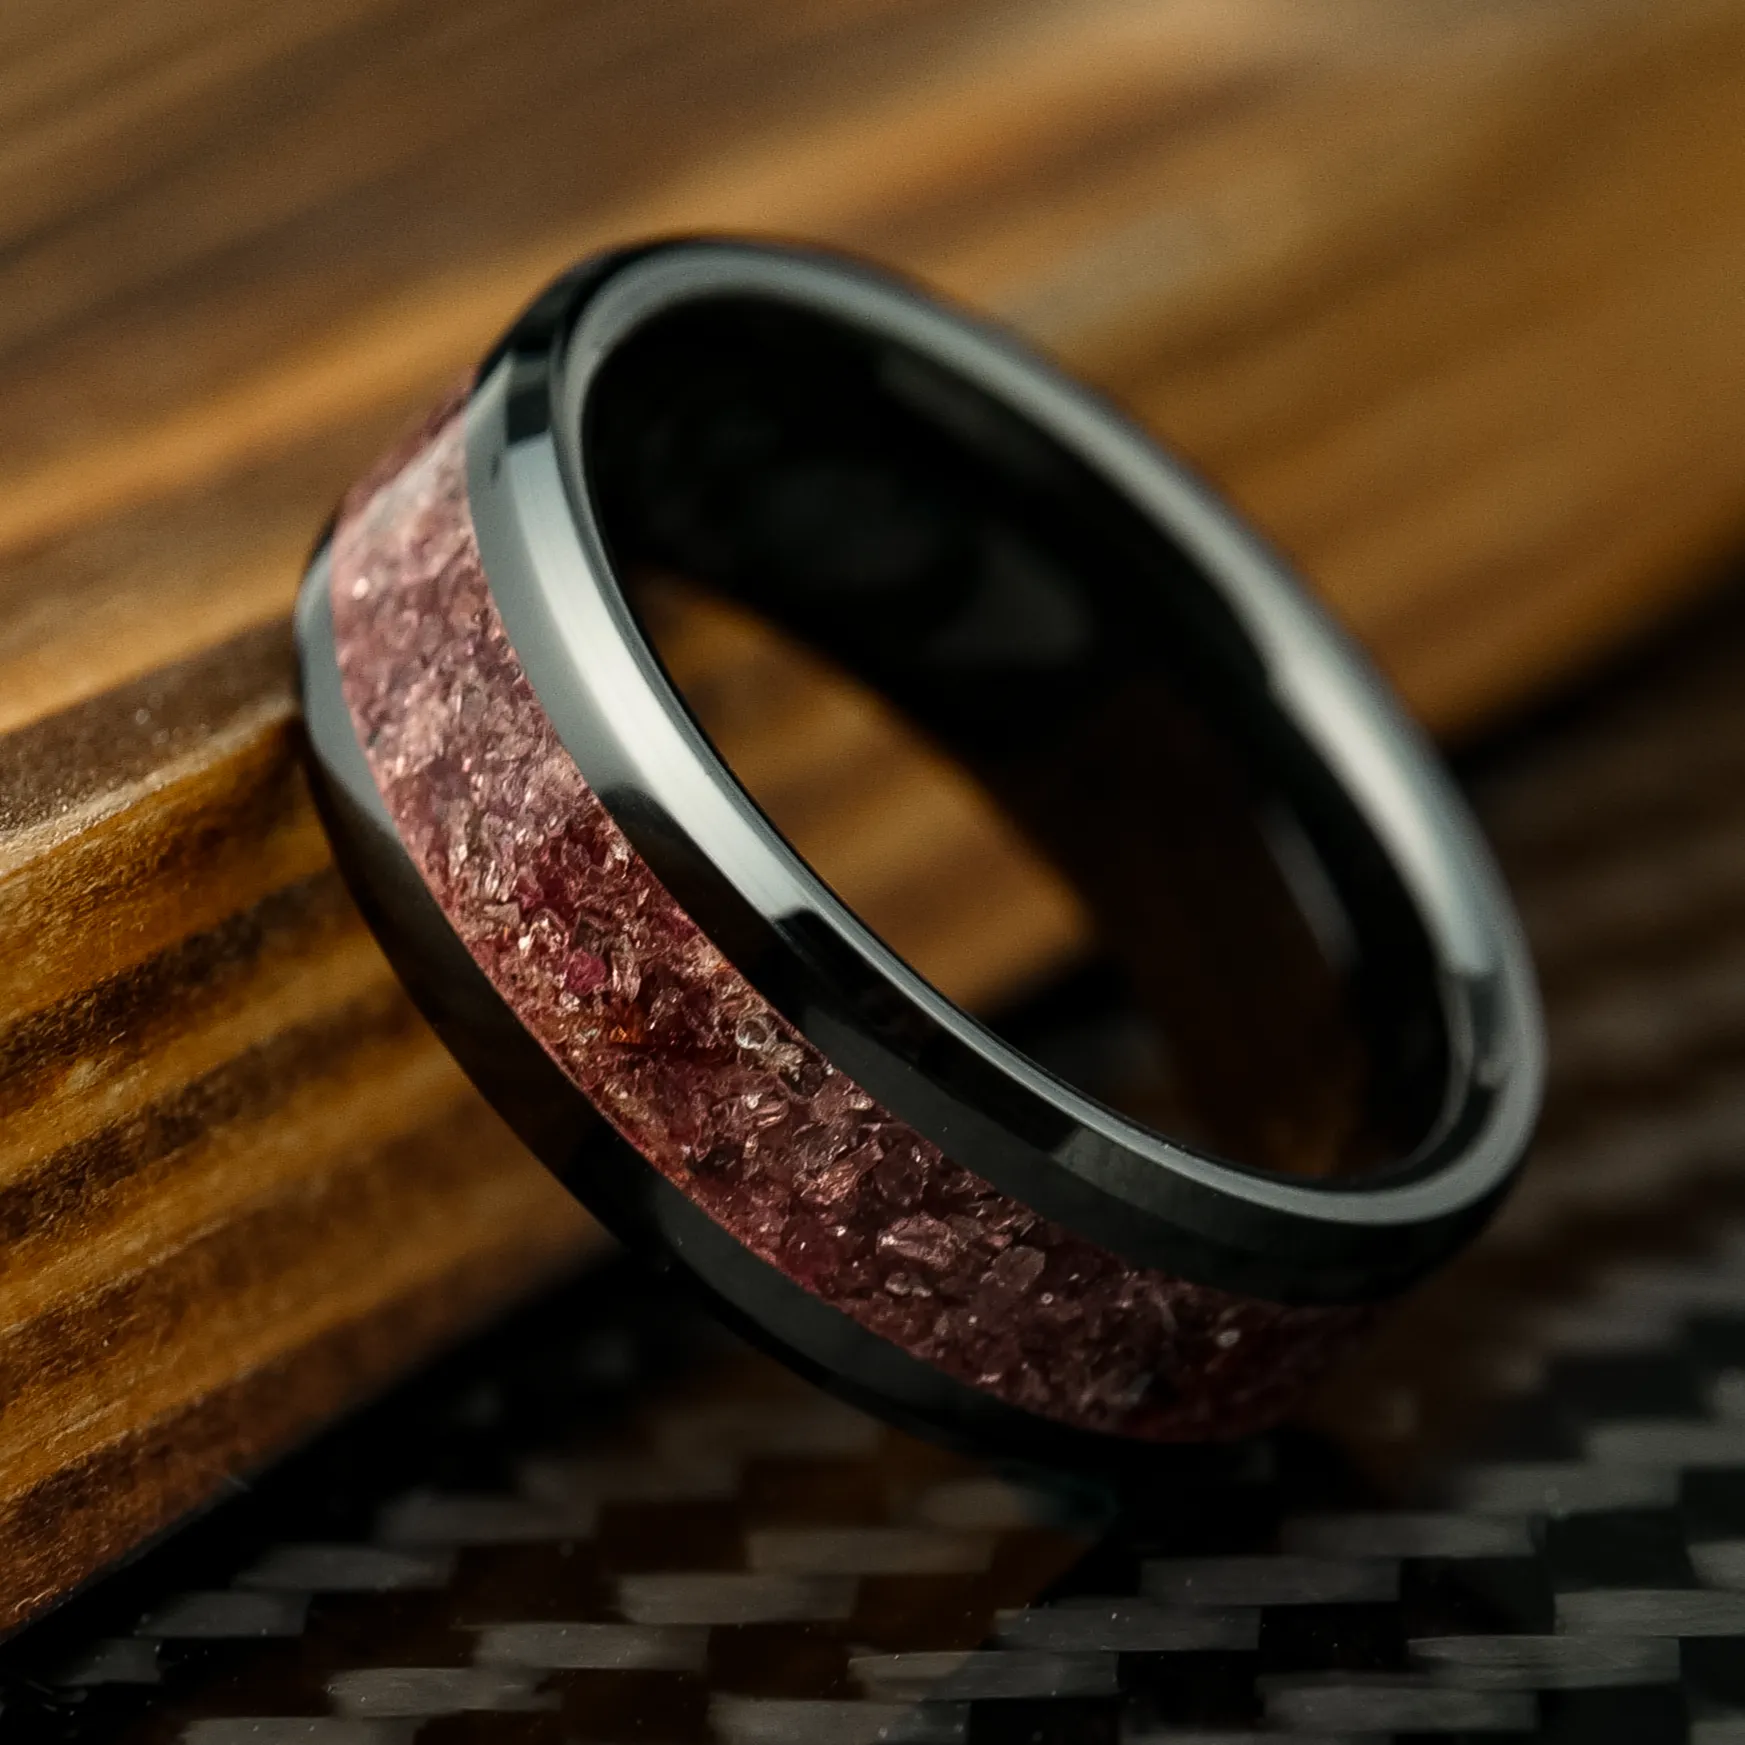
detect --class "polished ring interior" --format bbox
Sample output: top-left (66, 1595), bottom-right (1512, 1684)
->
top-left (297, 239), bottom-right (1541, 1454)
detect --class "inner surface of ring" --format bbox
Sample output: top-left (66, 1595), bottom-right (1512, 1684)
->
top-left (584, 291), bottom-right (1450, 1181)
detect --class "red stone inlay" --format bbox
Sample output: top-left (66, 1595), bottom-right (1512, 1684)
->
top-left (329, 394), bottom-right (1364, 1441)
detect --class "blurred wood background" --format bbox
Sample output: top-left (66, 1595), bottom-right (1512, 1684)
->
top-left (4, 0), bottom-right (1745, 1631)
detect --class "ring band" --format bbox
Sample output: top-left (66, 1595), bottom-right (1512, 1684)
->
top-left (296, 239), bottom-right (1542, 1452)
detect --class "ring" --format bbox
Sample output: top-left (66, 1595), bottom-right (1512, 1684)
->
top-left (295, 238), bottom-right (1543, 1454)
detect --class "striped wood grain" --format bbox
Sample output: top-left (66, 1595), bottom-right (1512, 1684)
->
top-left (5, 0), bottom-right (1745, 1629)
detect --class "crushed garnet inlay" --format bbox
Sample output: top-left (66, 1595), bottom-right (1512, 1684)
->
top-left (328, 394), bottom-right (1362, 1440)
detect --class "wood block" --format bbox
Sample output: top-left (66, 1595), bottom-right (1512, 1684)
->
top-left (5, 0), bottom-right (1745, 1629)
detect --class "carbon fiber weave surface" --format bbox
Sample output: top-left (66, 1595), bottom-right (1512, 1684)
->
top-left (15, 587), bottom-right (1745, 1742)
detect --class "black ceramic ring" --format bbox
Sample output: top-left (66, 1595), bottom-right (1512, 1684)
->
top-left (295, 237), bottom-right (1543, 1455)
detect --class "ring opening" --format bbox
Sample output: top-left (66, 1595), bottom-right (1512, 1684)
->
top-left (583, 289), bottom-right (1450, 1181)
